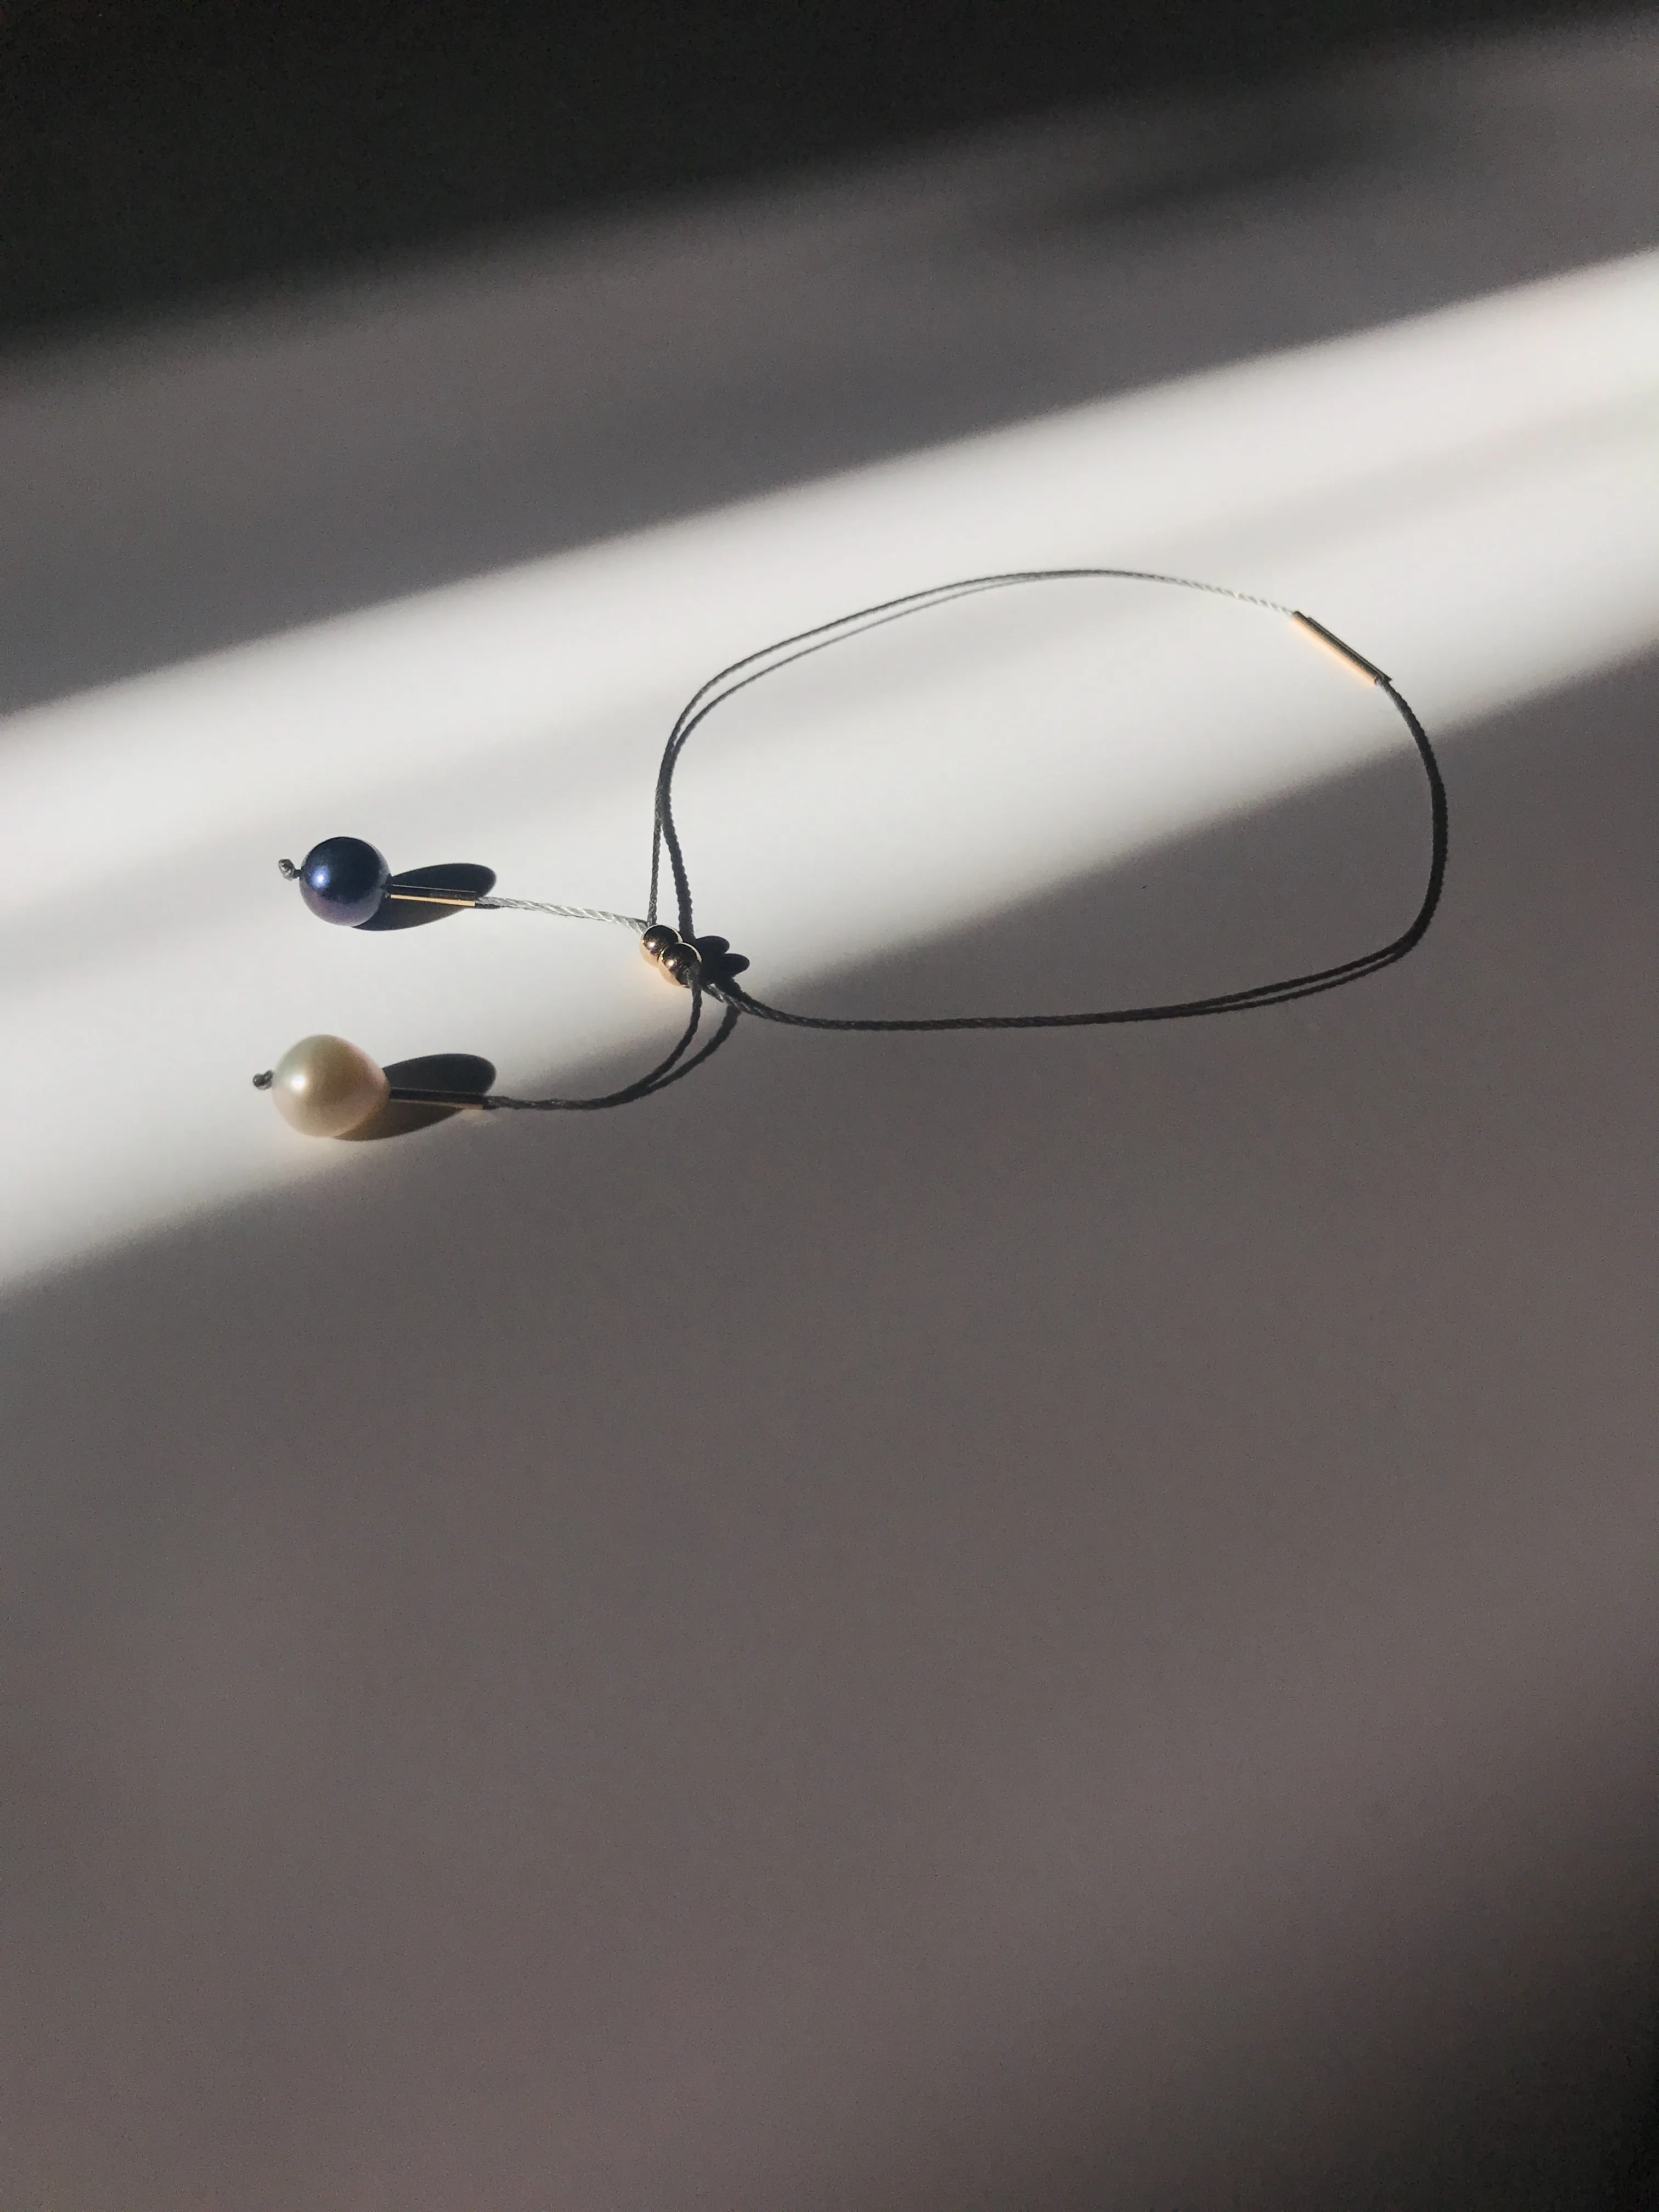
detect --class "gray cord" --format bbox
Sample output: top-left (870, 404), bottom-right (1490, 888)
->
top-left (400, 570), bottom-right (1442, 1113)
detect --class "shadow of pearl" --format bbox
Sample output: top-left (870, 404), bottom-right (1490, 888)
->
top-left (269, 1035), bottom-right (390, 1138)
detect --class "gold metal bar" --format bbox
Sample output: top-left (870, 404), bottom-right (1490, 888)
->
top-left (1290, 611), bottom-right (1389, 687)
top-left (383, 888), bottom-right (481, 908)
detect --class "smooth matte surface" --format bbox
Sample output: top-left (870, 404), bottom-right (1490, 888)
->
top-left (3, 17), bottom-right (1659, 2208)
top-left (3, 18), bottom-right (1659, 714)
top-left (3, 661), bottom-right (1659, 2208)
top-left (2, 0), bottom-right (1642, 345)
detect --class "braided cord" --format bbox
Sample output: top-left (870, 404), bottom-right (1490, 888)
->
top-left (478, 896), bottom-right (645, 930)
top-left (485, 568), bottom-right (1444, 1108)
top-left (486, 980), bottom-right (741, 1113)
top-left (652, 571), bottom-right (1444, 1034)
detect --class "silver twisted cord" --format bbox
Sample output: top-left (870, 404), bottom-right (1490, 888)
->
top-left (477, 896), bottom-right (645, 930)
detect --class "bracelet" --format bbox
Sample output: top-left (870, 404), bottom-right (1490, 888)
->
top-left (253, 569), bottom-right (1446, 1140)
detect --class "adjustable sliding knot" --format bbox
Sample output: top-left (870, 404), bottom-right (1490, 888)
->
top-left (257, 572), bottom-right (1441, 1136)
top-left (640, 924), bottom-right (749, 991)
top-left (640, 923), bottom-right (698, 984)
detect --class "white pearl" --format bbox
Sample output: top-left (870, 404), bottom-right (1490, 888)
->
top-left (269, 1035), bottom-right (390, 1138)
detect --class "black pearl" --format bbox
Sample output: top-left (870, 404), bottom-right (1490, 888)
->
top-left (298, 837), bottom-right (391, 927)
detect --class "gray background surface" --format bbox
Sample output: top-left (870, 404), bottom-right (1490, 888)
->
top-left (4, 19), bottom-right (1659, 714)
top-left (3, 19), bottom-right (1658, 2208)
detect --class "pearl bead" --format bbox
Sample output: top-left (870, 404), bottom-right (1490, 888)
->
top-left (269, 1035), bottom-right (390, 1137)
top-left (298, 837), bottom-right (390, 927)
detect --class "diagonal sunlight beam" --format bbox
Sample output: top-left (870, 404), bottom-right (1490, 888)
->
top-left (1, 247), bottom-right (1656, 1293)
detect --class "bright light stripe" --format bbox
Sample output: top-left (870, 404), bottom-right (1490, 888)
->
top-left (1, 249), bottom-right (1656, 1290)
